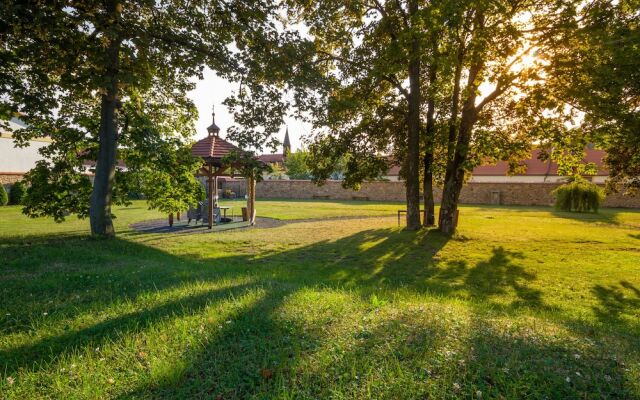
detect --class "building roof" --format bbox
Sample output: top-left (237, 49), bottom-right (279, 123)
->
top-left (192, 134), bottom-right (241, 160)
top-left (258, 153), bottom-right (286, 164)
top-left (384, 149), bottom-right (608, 177)
top-left (472, 149), bottom-right (608, 176)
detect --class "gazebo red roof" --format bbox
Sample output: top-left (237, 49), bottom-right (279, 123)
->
top-left (191, 135), bottom-right (241, 160)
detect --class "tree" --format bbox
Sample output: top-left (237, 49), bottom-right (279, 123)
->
top-left (284, 150), bottom-right (312, 180)
top-left (8, 181), bottom-right (27, 205)
top-left (1, 0), bottom-right (282, 236)
top-left (286, 0), bottom-right (435, 230)
top-left (0, 185), bottom-right (7, 206)
top-left (542, 0), bottom-right (640, 195)
top-left (223, 150), bottom-right (271, 225)
top-left (435, 0), bottom-right (566, 234)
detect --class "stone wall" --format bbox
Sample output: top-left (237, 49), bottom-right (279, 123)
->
top-left (0, 173), bottom-right (24, 192)
top-left (254, 180), bottom-right (640, 208)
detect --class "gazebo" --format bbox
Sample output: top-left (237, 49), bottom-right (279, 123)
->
top-left (190, 107), bottom-right (243, 229)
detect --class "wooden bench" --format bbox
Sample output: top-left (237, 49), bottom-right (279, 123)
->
top-left (352, 195), bottom-right (370, 201)
top-left (312, 194), bottom-right (331, 199)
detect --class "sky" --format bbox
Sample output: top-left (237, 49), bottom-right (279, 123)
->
top-left (188, 67), bottom-right (310, 154)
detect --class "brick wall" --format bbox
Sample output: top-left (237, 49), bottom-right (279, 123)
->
top-left (0, 173), bottom-right (24, 193)
top-left (255, 180), bottom-right (640, 208)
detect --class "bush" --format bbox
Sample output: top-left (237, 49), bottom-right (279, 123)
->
top-left (0, 185), bottom-right (7, 206)
top-left (9, 181), bottom-right (27, 205)
top-left (553, 179), bottom-right (605, 213)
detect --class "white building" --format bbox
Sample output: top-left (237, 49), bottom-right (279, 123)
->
top-left (0, 118), bottom-right (51, 189)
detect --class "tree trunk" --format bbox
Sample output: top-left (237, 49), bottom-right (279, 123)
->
top-left (89, 0), bottom-right (120, 237)
top-left (246, 175), bottom-right (256, 225)
top-left (405, 0), bottom-right (422, 230)
top-left (440, 77), bottom-right (479, 234)
top-left (423, 67), bottom-right (437, 227)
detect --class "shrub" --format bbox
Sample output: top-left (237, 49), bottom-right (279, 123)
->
top-left (9, 181), bottom-right (27, 205)
top-left (0, 185), bottom-right (7, 206)
top-left (553, 179), bottom-right (605, 213)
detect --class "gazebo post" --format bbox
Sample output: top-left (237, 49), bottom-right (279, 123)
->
top-left (208, 164), bottom-right (214, 229)
top-left (214, 175), bottom-right (219, 208)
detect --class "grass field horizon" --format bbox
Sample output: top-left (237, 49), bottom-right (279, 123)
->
top-left (1, 200), bottom-right (639, 398)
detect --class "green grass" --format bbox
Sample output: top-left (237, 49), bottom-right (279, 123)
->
top-left (0, 200), bottom-right (639, 399)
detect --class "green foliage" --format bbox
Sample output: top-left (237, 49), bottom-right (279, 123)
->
top-left (553, 180), bottom-right (605, 213)
top-left (542, 0), bottom-right (639, 195)
top-left (223, 150), bottom-right (273, 182)
top-left (22, 161), bottom-right (93, 221)
top-left (0, 185), bottom-right (8, 206)
top-left (0, 0), bottom-right (286, 233)
top-left (284, 151), bottom-right (312, 180)
top-left (9, 181), bottom-right (26, 205)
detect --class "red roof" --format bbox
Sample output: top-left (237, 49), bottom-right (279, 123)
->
top-left (258, 153), bottom-right (285, 164)
top-left (384, 149), bottom-right (608, 177)
top-left (473, 149), bottom-right (608, 176)
top-left (191, 135), bottom-right (240, 159)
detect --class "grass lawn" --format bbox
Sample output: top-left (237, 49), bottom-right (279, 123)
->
top-left (1, 199), bottom-right (639, 399)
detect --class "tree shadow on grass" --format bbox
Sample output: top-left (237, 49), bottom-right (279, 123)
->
top-left (464, 247), bottom-right (547, 310)
top-left (592, 280), bottom-right (640, 336)
top-left (550, 209), bottom-right (624, 226)
top-left (1, 226), bottom-right (633, 398)
top-left (0, 278), bottom-right (258, 376)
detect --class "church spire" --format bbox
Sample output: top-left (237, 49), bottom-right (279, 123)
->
top-left (206, 104), bottom-right (220, 137)
top-left (283, 126), bottom-right (291, 155)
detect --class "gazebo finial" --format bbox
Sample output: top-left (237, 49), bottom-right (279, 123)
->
top-left (207, 104), bottom-right (221, 137)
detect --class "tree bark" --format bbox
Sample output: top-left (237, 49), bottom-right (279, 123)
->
top-left (423, 67), bottom-right (437, 226)
top-left (90, 4), bottom-right (120, 237)
top-left (439, 59), bottom-right (482, 234)
top-left (405, 0), bottom-right (422, 230)
top-left (247, 175), bottom-right (256, 225)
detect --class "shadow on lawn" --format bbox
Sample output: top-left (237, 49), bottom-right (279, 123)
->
top-left (1, 229), bottom-right (636, 398)
top-left (592, 280), bottom-right (640, 335)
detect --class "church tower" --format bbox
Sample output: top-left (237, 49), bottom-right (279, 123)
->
top-left (283, 126), bottom-right (291, 156)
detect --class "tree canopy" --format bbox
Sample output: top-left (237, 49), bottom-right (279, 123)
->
top-left (0, 0), bottom-right (288, 236)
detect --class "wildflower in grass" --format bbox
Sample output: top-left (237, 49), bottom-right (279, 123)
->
top-left (452, 382), bottom-right (461, 392)
top-left (573, 353), bottom-right (581, 360)
top-left (476, 390), bottom-right (483, 398)
top-left (566, 377), bottom-right (571, 383)
top-left (107, 378), bottom-right (115, 384)
top-left (604, 375), bottom-right (612, 382)
top-left (6, 376), bottom-right (14, 385)
top-left (43, 312), bottom-right (48, 316)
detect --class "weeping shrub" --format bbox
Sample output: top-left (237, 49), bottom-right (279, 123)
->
top-left (553, 179), bottom-right (605, 213)
top-left (9, 181), bottom-right (27, 205)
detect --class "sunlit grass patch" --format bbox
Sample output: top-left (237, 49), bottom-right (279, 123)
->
top-left (0, 200), bottom-right (638, 398)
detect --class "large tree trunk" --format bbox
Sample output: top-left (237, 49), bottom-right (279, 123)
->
top-left (439, 61), bottom-right (481, 234)
top-left (405, 0), bottom-right (422, 230)
top-left (439, 120), bottom-right (472, 234)
top-left (423, 67), bottom-right (437, 227)
top-left (90, 10), bottom-right (120, 237)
